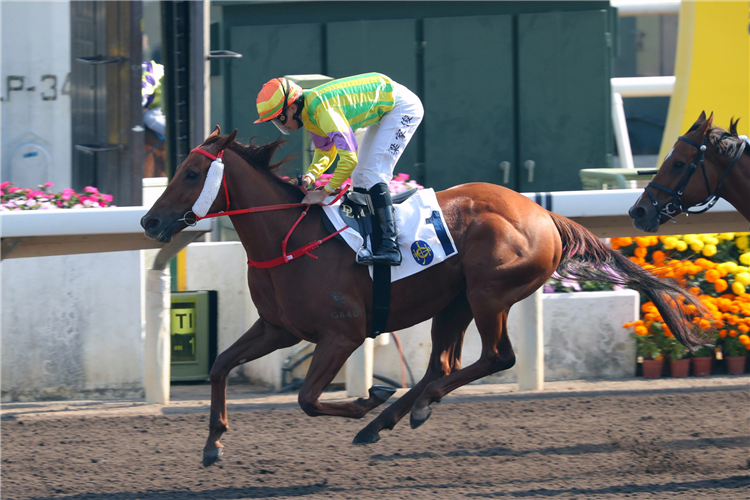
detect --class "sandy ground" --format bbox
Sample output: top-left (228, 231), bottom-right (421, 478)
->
top-left (1, 376), bottom-right (748, 499)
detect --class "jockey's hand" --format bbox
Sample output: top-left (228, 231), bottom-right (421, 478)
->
top-left (302, 188), bottom-right (330, 205)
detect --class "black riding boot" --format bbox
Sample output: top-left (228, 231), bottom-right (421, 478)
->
top-left (369, 183), bottom-right (402, 266)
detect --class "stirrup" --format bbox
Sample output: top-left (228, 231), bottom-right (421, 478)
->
top-left (356, 245), bottom-right (373, 265)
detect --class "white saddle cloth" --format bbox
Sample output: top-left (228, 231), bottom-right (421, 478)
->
top-left (321, 188), bottom-right (458, 282)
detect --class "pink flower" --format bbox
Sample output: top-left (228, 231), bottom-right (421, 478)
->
top-left (101, 194), bottom-right (113, 202)
top-left (84, 186), bottom-right (99, 194)
top-left (56, 200), bottom-right (63, 207)
top-left (8, 187), bottom-right (18, 193)
top-left (79, 196), bottom-right (89, 204)
top-left (27, 190), bottom-right (44, 198)
top-left (45, 182), bottom-right (54, 187)
top-left (0, 181), bottom-right (10, 189)
top-left (0, 191), bottom-right (3, 196)
top-left (62, 188), bottom-right (75, 201)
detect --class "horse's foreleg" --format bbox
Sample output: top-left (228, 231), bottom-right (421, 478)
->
top-left (203, 319), bottom-right (299, 467)
top-left (297, 335), bottom-right (395, 419)
top-left (353, 291), bottom-right (473, 444)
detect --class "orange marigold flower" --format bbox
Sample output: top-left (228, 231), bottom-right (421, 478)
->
top-left (729, 329), bottom-right (739, 337)
top-left (713, 319), bottom-right (725, 329)
top-left (715, 279), bottom-right (729, 293)
top-left (652, 250), bottom-right (666, 263)
top-left (739, 323), bottom-right (750, 333)
top-left (623, 322), bottom-right (633, 328)
top-left (634, 325), bottom-right (649, 336)
top-left (739, 334), bottom-right (750, 345)
top-left (727, 315), bottom-right (739, 325)
top-left (689, 287), bottom-right (701, 296)
top-left (719, 329), bottom-right (727, 338)
top-left (654, 354), bottom-right (664, 361)
top-left (634, 246), bottom-right (648, 258)
top-left (699, 319), bottom-right (712, 330)
top-left (705, 269), bottom-right (721, 283)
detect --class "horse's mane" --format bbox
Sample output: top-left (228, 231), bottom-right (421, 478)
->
top-left (708, 118), bottom-right (749, 159)
top-left (202, 135), bottom-right (304, 200)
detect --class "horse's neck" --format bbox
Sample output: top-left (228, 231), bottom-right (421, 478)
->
top-left (223, 151), bottom-right (310, 262)
top-left (715, 150), bottom-right (750, 222)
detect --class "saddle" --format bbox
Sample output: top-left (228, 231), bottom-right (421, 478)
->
top-left (321, 187), bottom-right (418, 338)
top-left (324, 187), bottom-right (418, 247)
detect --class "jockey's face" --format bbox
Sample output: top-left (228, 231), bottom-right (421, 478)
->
top-left (272, 104), bottom-right (301, 135)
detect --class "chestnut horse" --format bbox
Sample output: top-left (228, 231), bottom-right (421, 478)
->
top-left (630, 112), bottom-right (749, 231)
top-left (142, 126), bottom-right (707, 467)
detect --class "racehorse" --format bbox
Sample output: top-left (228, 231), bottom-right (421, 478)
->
top-left (142, 126), bottom-right (709, 467)
top-left (143, 128), bottom-right (167, 178)
top-left (629, 112), bottom-right (749, 231)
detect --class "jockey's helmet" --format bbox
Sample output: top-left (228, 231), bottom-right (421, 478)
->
top-left (254, 77), bottom-right (304, 126)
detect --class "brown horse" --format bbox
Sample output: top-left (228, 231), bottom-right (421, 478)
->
top-left (629, 112), bottom-right (749, 231)
top-left (143, 128), bottom-right (167, 178)
top-left (142, 126), bottom-right (708, 467)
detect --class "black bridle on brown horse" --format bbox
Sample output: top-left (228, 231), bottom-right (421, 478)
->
top-left (644, 135), bottom-right (746, 218)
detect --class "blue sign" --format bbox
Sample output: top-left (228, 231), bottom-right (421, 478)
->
top-left (411, 240), bottom-right (434, 266)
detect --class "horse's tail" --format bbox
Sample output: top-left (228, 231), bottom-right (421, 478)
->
top-left (548, 212), bottom-right (710, 349)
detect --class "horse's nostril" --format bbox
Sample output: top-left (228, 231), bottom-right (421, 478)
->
top-left (145, 217), bottom-right (160, 229)
top-left (629, 206), bottom-right (646, 220)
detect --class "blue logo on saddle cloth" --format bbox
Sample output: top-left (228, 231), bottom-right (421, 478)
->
top-left (411, 240), bottom-right (434, 266)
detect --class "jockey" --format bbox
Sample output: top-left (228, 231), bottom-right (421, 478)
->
top-left (142, 61), bottom-right (165, 138)
top-left (254, 73), bottom-right (424, 266)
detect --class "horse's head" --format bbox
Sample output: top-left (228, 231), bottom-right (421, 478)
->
top-left (141, 126), bottom-right (237, 243)
top-left (629, 111), bottom-right (715, 232)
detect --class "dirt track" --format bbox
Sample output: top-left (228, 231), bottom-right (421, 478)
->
top-left (2, 384), bottom-right (749, 499)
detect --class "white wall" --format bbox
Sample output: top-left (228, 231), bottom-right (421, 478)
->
top-left (1, 250), bottom-right (144, 401)
top-left (0, 237), bottom-right (638, 402)
top-left (1, 0), bottom-right (72, 189)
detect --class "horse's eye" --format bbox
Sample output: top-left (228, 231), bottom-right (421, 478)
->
top-left (185, 170), bottom-right (200, 180)
top-left (673, 161), bottom-right (685, 170)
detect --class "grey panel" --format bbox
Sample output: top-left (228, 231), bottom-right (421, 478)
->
top-left (326, 19), bottom-right (420, 182)
top-left (518, 10), bottom-right (610, 192)
top-left (423, 16), bottom-right (514, 191)
top-left (229, 24), bottom-right (322, 176)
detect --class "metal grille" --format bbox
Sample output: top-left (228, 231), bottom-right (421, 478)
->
top-left (163, 1), bottom-right (192, 176)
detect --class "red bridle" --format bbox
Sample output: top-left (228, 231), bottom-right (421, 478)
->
top-left (187, 147), bottom-right (349, 268)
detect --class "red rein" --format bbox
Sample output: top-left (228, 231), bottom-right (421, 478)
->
top-left (189, 147), bottom-right (349, 268)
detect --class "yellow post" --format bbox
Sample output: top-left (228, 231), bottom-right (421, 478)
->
top-left (176, 248), bottom-right (187, 291)
top-left (659, 1), bottom-right (750, 163)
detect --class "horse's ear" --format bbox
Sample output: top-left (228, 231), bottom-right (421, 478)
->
top-left (208, 125), bottom-right (221, 138)
top-left (214, 129), bottom-right (238, 152)
top-left (696, 112), bottom-right (714, 139)
top-left (226, 129), bottom-right (238, 145)
top-left (698, 110), bottom-right (707, 121)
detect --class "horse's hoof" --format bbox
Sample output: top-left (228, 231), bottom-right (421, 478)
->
top-left (369, 384), bottom-right (397, 403)
top-left (410, 405), bottom-right (432, 429)
top-left (352, 428), bottom-right (381, 445)
top-left (202, 447), bottom-right (224, 467)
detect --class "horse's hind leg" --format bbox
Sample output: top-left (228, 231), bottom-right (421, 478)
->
top-left (203, 319), bottom-right (300, 467)
top-left (410, 301), bottom-right (516, 429)
top-left (353, 291), bottom-right (473, 444)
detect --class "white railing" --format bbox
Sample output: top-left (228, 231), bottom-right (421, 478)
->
top-left (610, 0), bottom-right (680, 17)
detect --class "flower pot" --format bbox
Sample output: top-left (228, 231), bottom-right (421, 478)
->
top-left (642, 359), bottom-right (664, 379)
top-left (726, 356), bottom-right (747, 375)
top-left (691, 356), bottom-right (712, 377)
top-left (670, 358), bottom-right (690, 378)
